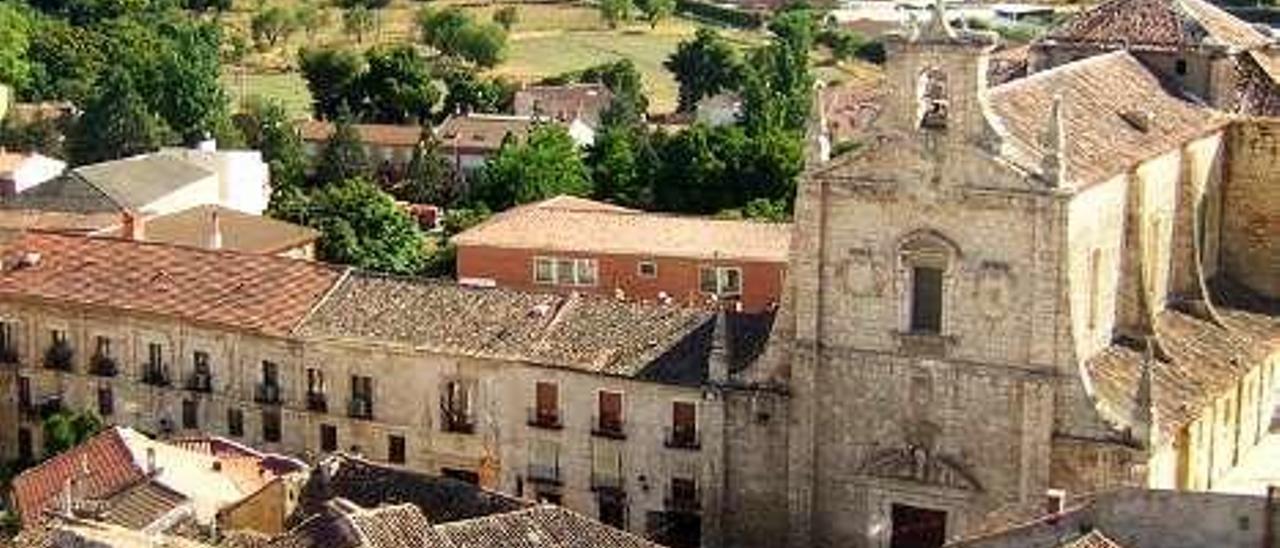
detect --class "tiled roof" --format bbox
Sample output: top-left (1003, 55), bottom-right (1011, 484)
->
top-left (988, 52), bottom-right (1224, 187)
top-left (99, 479), bottom-right (189, 530)
top-left (11, 427), bottom-right (145, 528)
top-left (296, 454), bottom-right (529, 526)
top-left (100, 205), bottom-right (319, 255)
top-left (0, 231), bottom-right (343, 337)
top-left (295, 272), bottom-right (713, 378)
top-left (1085, 303), bottom-right (1279, 437)
top-left (1042, 0), bottom-right (1271, 50)
top-left (433, 505), bottom-right (664, 548)
top-left (1059, 530), bottom-right (1127, 548)
top-left (3, 155), bottom-right (213, 213)
top-left (297, 121), bottom-right (424, 148)
top-left (346, 504), bottom-right (437, 548)
top-left (0, 209), bottom-right (120, 234)
top-left (454, 196), bottom-right (792, 263)
top-left (513, 83), bottom-right (615, 127)
top-left (436, 114), bottom-right (537, 154)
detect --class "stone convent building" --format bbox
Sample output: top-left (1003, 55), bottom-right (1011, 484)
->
top-left (717, 2), bottom-right (1280, 548)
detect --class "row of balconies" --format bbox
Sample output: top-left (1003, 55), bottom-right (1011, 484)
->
top-left (525, 407), bottom-right (700, 449)
top-left (525, 464), bottom-right (701, 513)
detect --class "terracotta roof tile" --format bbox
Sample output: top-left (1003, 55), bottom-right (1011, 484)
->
top-left (433, 505), bottom-right (663, 548)
top-left (1043, 0), bottom-right (1271, 50)
top-left (298, 121), bottom-right (424, 148)
top-left (99, 479), bottom-right (189, 530)
top-left (1059, 530), bottom-right (1127, 548)
top-left (454, 196), bottom-right (791, 263)
top-left (295, 273), bottom-right (713, 378)
top-left (989, 52), bottom-right (1225, 187)
top-left (0, 231), bottom-right (343, 337)
top-left (11, 427), bottom-right (144, 528)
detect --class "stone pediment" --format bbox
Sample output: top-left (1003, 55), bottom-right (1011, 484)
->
top-left (859, 445), bottom-right (983, 491)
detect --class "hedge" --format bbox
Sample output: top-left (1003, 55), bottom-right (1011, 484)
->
top-left (675, 0), bottom-right (766, 29)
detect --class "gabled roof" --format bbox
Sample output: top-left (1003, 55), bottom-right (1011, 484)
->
top-left (294, 272), bottom-right (713, 379)
top-left (99, 205), bottom-right (320, 255)
top-left (3, 155), bottom-right (214, 213)
top-left (513, 83), bottom-right (615, 127)
top-left (1042, 0), bottom-right (1271, 50)
top-left (432, 505), bottom-right (664, 548)
top-left (454, 196), bottom-right (792, 263)
top-left (297, 121), bottom-right (424, 148)
top-left (296, 454), bottom-right (529, 526)
top-left (1059, 530), bottom-right (1127, 548)
top-left (0, 231), bottom-right (343, 337)
top-left (98, 479), bottom-right (189, 530)
top-left (436, 114), bottom-right (537, 154)
top-left (11, 427), bottom-right (144, 528)
top-left (988, 51), bottom-right (1224, 187)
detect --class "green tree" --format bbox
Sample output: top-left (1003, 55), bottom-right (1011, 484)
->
top-left (638, 0), bottom-right (674, 29)
top-left (475, 125), bottom-right (591, 209)
top-left (250, 5), bottom-right (298, 48)
top-left (236, 96), bottom-right (307, 191)
top-left (25, 18), bottom-right (105, 104)
top-left (42, 409), bottom-right (103, 459)
top-left (440, 70), bottom-right (516, 116)
top-left (665, 29), bottom-right (743, 112)
top-left (156, 23), bottom-right (231, 145)
top-left (343, 5), bottom-right (375, 44)
top-left (419, 8), bottom-right (472, 54)
top-left (306, 178), bottom-right (426, 274)
top-left (315, 111), bottom-right (371, 186)
top-left (492, 5), bottom-right (518, 31)
top-left (740, 14), bottom-right (814, 133)
top-left (588, 124), bottom-right (654, 207)
top-left (299, 46), bottom-right (366, 120)
top-left (396, 135), bottom-right (456, 205)
top-left (0, 4), bottom-right (32, 93)
top-left (452, 23), bottom-right (507, 67)
top-left (66, 68), bottom-right (166, 165)
top-left (600, 0), bottom-right (633, 28)
top-left (361, 45), bottom-right (438, 123)
top-left (295, 1), bottom-right (329, 39)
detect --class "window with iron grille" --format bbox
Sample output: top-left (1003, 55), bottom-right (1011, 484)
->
top-left (227, 408), bottom-right (244, 437)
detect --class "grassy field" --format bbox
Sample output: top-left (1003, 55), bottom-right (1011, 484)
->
top-left (219, 1), bottom-right (767, 117)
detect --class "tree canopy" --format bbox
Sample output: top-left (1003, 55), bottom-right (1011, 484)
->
top-left (42, 409), bottom-right (103, 459)
top-left (299, 46), bottom-right (366, 120)
top-left (314, 111), bottom-right (371, 187)
top-left (66, 67), bottom-right (166, 165)
top-left (306, 178), bottom-right (427, 274)
top-left (475, 125), bottom-right (592, 210)
top-left (362, 45), bottom-right (439, 123)
top-left (418, 8), bottom-right (507, 67)
top-left (665, 28), bottom-right (743, 112)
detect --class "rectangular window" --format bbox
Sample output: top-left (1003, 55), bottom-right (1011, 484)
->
top-left (596, 390), bottom-right (624, 437)
top-left (262, 361), bottom-right (279, 385)
top-left (182, 400), bottom-right (198, 429)
top-left (388, 435), bottom-right (406, 464)
top-left (535, 257), bottom-right (599, 286)
top-left (95, 336), bottom-right (111, 358)
top-left (533, 381), bottom-right (559, 427)
top-left (0, 321), bottom-right (15, 357)
top-left (320, 424), bottom-right (337, 452)
top-left (194, 352), bottom-right (210, 375)
top-left (148, 342), bottom-right (163, 367)
top-left (910, 266), bottom-right (943, 333)
top-left (307, 368), bottom-right (325, 394)
top-left (530, 438), bottom-right (561, 483)
top-left (441, 379), bottom-right (474, 433)
top-left (51, 329), bottom-right (67, 345)
top-left (18, 428), bottom-right (31, 463)
top-left (669, 401), bottom-right (698, 449)
top-left (262, 409), bottom-right (281, 442)
top-left (638, 261), bottom-right (657, 278)
top-left (227, 408), bottom-right (244, 437)
top-left (700, 266), bottom-right (743, 297)
top-left (97, 387), bottom-right (113, 417)
top-left (534, 257), bottom-right (555, 284)
top-left (350, 375), bottom-right (373, 418)
top-left (592, 441), bottom-right (623, 490)
top-left (18, 376), bottom-right (30, 407)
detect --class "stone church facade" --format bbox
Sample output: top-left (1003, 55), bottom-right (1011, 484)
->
top-left (720, 4), bottom-right (1280, 548)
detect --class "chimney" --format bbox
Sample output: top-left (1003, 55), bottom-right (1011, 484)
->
top-left (146, 447), bottom-right (157, 475)
top-left (206, 209), bottom-right (223, 250)
top-left (121, 210), bottom-right (145, 241)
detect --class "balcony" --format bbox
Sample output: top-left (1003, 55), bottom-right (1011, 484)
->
top-left (527, 463), bottom-right (562, 486)
top-left (306, 391), bottom-right (327, 413)
top-left (142, 364), bottom-right (171, 387)
top-left (527, 407), bottom-right (563, 430)
top-left (255, 382), bottom-right (282, 405)
top-left (664, 427), bottom-right (701, 450)
top-left (44, 342), bottom-right (73, 372)
top-left (591, 415), bottom-right (626, 440)
top-left (0, 346), bottom-right (18, 365)
top-left (22, 397), bottom-right (62, 421)
top-left (348, 397), bottom-right (373, 420)
top-left (89, 354), bottom-right (118, 377)
top-left (590, 471), bottom-right (625, 493)
top-left (440, 407), bottom-right (475, 434)
top-left (186, 372), bottom-right (212, 393)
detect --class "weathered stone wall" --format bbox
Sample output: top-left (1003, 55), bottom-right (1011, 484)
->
top-left (720, 388), bottom-right (790, 547)
top-left (1222, 119), bottom-right (1280, 298)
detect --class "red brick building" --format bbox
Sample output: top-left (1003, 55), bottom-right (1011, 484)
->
top-left (454, 196), bottom-right (790, 312)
